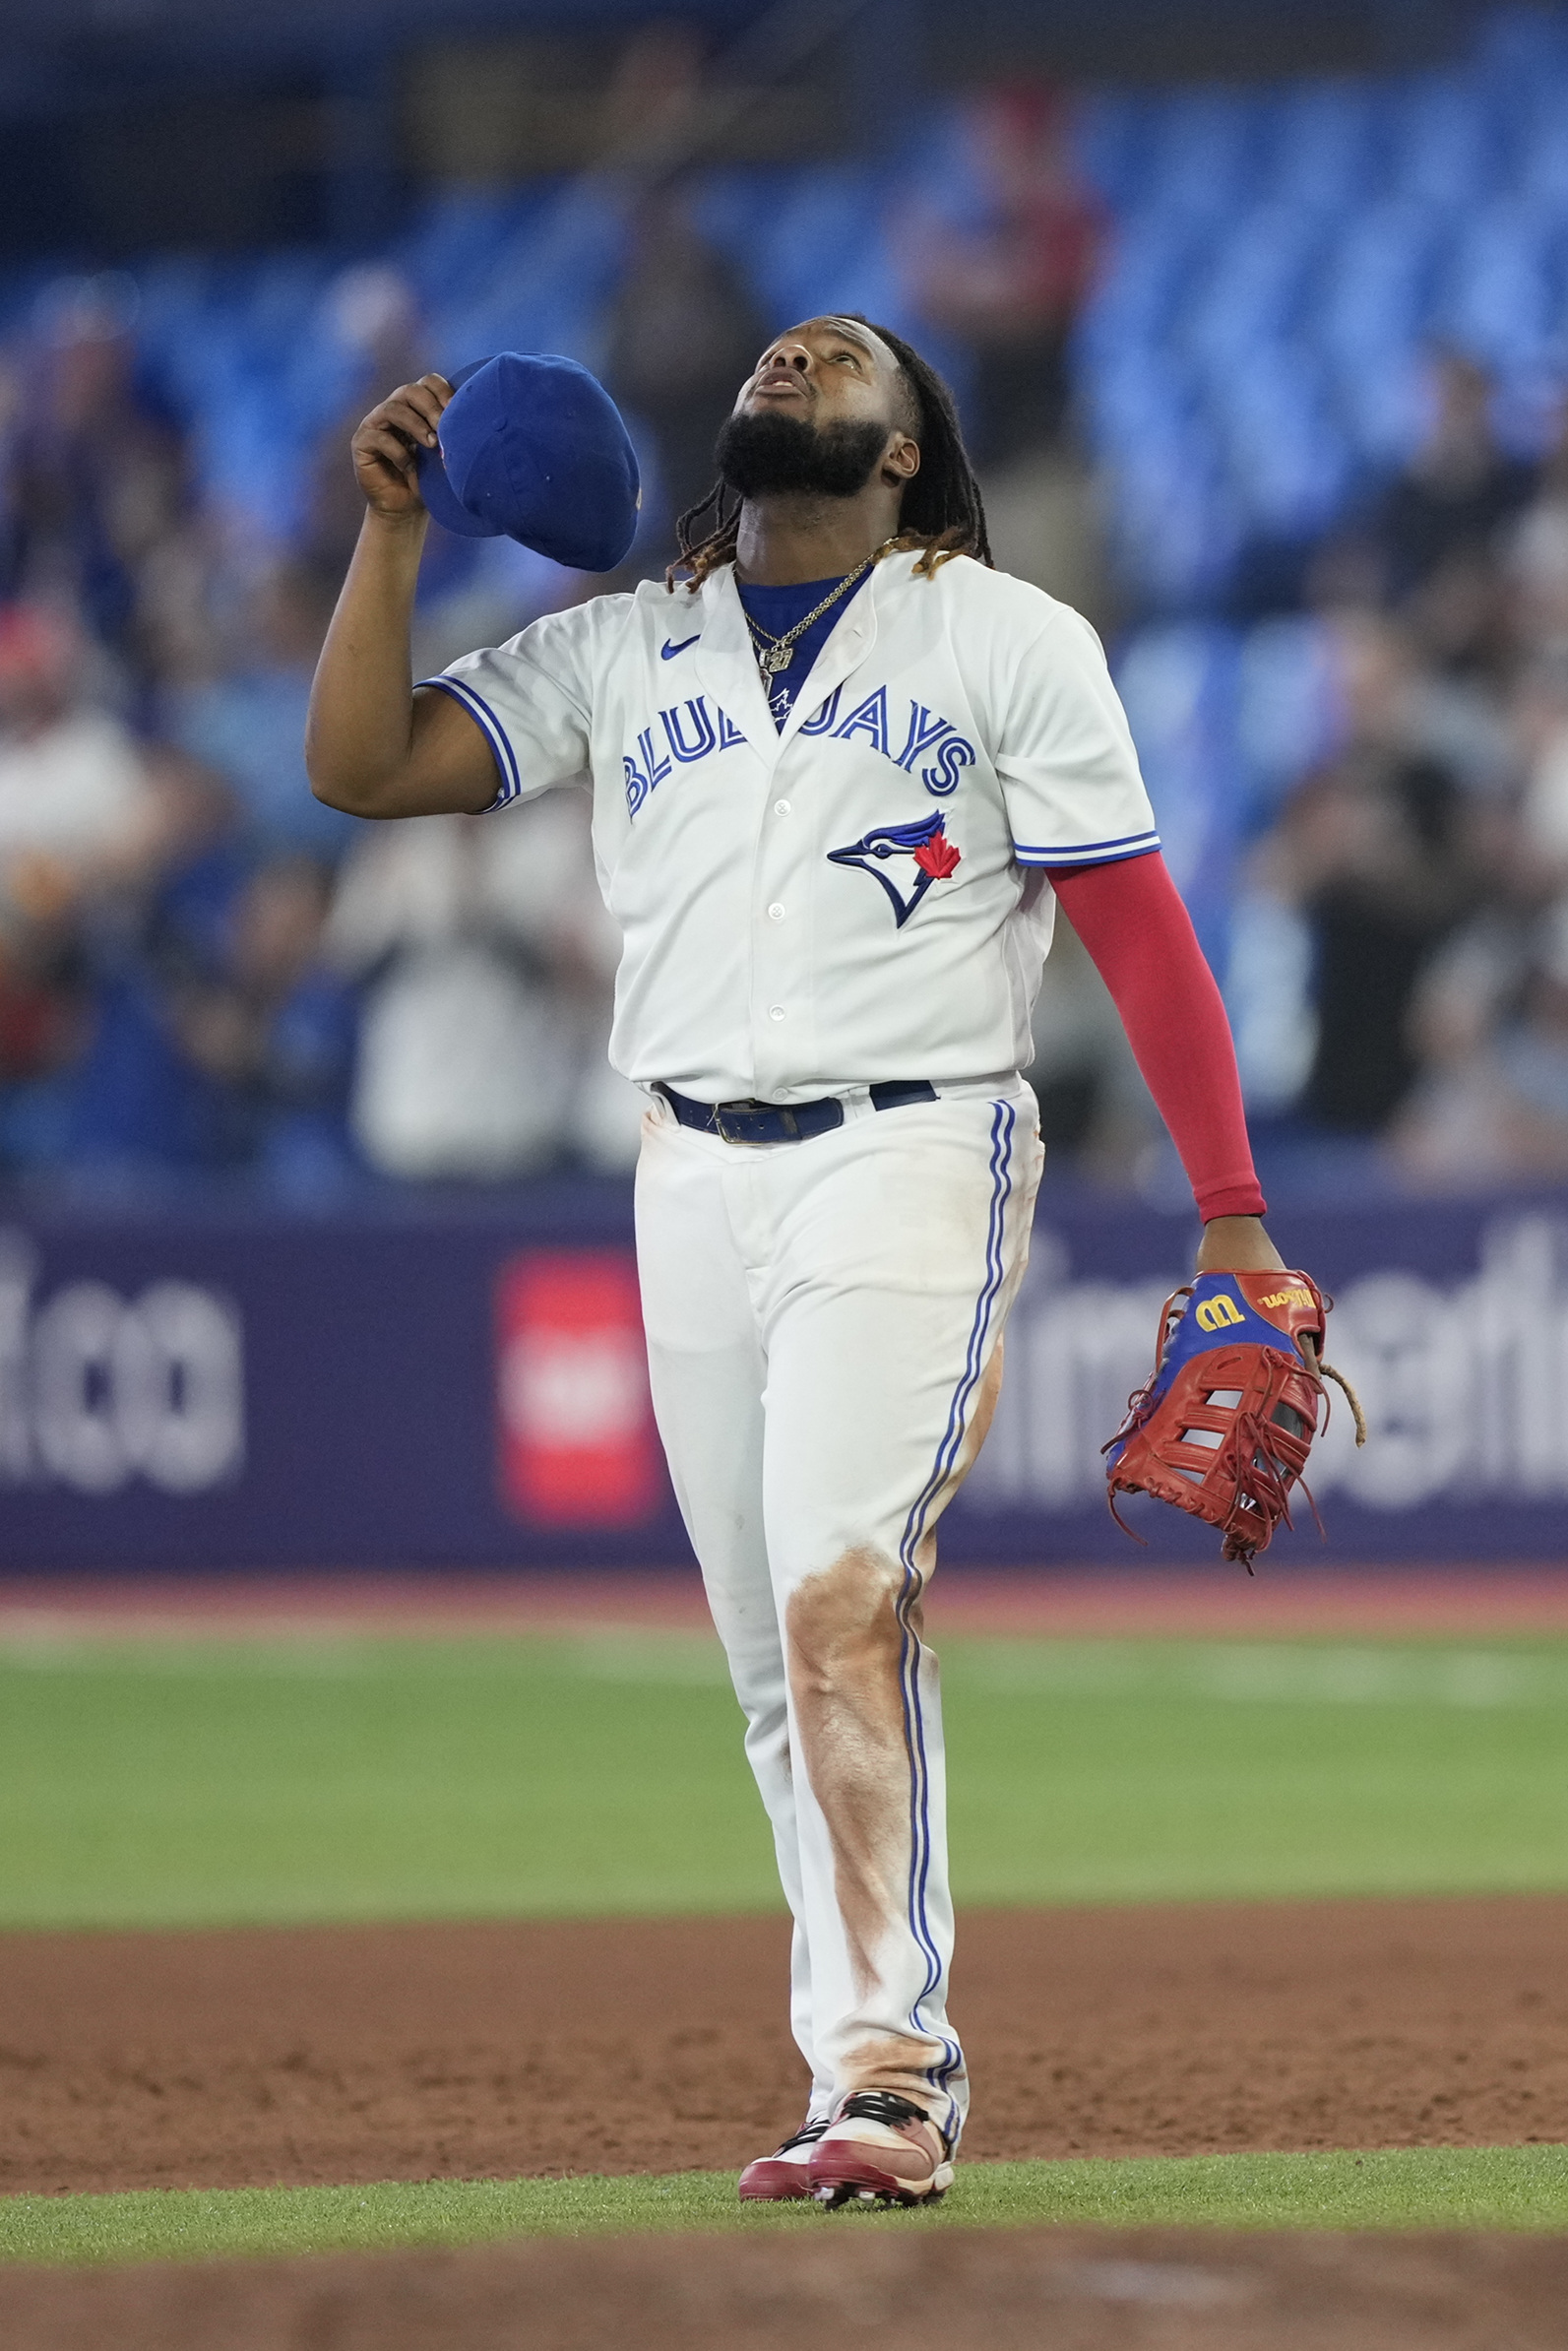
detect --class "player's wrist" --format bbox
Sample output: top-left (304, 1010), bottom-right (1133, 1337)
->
top-left (1194, 1215), bottom-right (1286, 1275)
top-left (361, 501), bottom-right (431, 537)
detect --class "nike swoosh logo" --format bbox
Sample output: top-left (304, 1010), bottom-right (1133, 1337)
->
top-left (660, 635), bottom-right (700, 661)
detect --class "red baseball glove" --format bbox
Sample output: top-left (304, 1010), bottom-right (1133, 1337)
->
top-left (1103, 1269), bottom-right (1365, 1569)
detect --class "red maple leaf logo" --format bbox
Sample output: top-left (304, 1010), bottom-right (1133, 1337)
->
top-left (913, 829), bottom-right (961, 880)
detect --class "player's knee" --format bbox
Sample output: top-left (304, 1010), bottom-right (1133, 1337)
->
top-left (785, 1546), bottom-right (905, 1699)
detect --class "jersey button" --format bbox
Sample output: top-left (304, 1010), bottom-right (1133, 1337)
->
top-left (769, 1005), bottom-right (785, 1021)
top-left (767, 903), bottom-right (785, 921)
top-left (774, 799), bottom-right (791, 815)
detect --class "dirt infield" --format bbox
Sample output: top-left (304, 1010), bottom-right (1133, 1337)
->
top-left (5, 2225), bottom-right (1568, 2351)
top-left (3, 1892), bottom-right (1566, 2197)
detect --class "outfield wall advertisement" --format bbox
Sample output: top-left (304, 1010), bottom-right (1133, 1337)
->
top-left (1, 1183), bottom-right (1565, 1572)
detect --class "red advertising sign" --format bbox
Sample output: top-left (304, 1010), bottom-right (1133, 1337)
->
top-left (494, 1249), bottom-right (663, 1524)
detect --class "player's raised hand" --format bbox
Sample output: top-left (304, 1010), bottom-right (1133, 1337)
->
top-left (350, 374), bottom-right (453, 520)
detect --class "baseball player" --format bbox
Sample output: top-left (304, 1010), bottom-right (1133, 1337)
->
top-left (307, 315), bottom-right (1283, 2208)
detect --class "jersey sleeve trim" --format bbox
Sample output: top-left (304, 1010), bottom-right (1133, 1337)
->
top-left (1014, 828), bottom-right (1160, 869)
top-left (415, 675), bottom-right (522, 808)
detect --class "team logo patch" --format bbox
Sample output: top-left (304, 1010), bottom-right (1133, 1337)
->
top-left (826, 812), bottom-right (962, 927)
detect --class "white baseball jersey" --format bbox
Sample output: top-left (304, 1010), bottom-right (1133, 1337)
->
top-left (424, 549), bottom-right (1158, 1103)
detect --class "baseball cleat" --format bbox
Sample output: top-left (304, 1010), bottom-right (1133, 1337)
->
top-left (737, 2117), bottom-right (830, 2201)
top-left (806, 2090), bottom-right (954, 2208)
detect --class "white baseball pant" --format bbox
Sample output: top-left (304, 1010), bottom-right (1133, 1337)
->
top-left (634, 1078), bottom-right (1042, 2147)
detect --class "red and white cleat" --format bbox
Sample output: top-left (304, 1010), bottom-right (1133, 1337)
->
top-left (806, 2091), bottom-right (954, 2208)
top-left (737, 2118), bottom-right (831, 2201)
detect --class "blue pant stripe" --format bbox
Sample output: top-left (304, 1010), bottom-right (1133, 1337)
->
top-left (893, 1098), bottom-right (1016, 2137)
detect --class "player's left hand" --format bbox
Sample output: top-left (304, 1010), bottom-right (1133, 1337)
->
top-left (1103, 1261), bottom-right (1366, 1568)
top-left (1195, 1214), bottom-right (1286, 1275)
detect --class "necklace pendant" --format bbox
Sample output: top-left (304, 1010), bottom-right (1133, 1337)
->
top-left (759, 644), bottom-right (792, 676)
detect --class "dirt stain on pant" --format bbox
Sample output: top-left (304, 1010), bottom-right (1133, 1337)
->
top-left (785, 1547), bottom-right (916, 2004)
top-left (782, 1334), bottom-right (1009, 2108)
top-left (836, 2022), bottom-right (955, 2119)
top-left (785, 1553), bottom-right (957, 2116)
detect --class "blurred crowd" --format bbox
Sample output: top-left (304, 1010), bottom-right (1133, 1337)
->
top-left (0, 270), bottom-right (641, 1201)
top-left (1027, 345), bottom-right (1568, 1199)
top-left (1240, 346), bottom-right (1568, 1193)
top-left (7, 61), bottom-right (1568, 1205)
top-left (0, 76), bottom-right (1109, 1206)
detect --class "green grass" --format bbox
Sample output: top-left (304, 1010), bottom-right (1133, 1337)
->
top-left (5, 2146), bottom-right (1567, 2266)
top-left (2, 1631), bottom-right (1567, 1931)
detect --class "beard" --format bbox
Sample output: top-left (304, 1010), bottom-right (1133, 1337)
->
top-left (714, 407), bottom-right (889, 500)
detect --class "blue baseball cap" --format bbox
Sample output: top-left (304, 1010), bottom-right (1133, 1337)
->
top-left (416, 352), bottom-right (641, 572)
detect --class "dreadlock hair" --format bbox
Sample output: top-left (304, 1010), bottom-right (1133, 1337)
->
top-left (666, 315), bottom-right (992, 591)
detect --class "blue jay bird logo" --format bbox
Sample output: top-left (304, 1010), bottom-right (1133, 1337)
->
top-left (826, 812), bottom-right (962, 927)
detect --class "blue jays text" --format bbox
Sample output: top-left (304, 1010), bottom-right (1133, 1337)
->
top-left (623, 684), bottom-right (977, 819)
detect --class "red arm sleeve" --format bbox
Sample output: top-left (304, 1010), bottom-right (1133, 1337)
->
top-left (1046, 852), bottom-right (1267, 1222)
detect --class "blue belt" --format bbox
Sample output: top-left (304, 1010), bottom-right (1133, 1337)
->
top-left (657, 1079), bottom-right (937, 1145)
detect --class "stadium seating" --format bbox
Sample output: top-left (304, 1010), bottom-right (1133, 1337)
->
top-left (0, 10), bottom-right (1559, 586)
top-left (1, 6), bottom-right (1559, 1034)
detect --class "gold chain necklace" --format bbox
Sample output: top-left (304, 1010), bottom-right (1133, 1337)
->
top-left (739, 540), bottom-right (895, 678)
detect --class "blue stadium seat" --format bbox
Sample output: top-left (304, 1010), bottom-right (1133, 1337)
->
top-left (1232, 615), bottom-right (1344, 828)
top-left (1213, 351), bottom-right (1351, 540)
top-left (737, 166), bottom-right (900, 335)
top-left (1515, 84), bottom-right (1568, 204)
top-left (1306, 201), bottom-right (1442, 463)
top-left (1260, 82), bottom-right (1381, 215)
top-left (398, 189), bottom-right (545, 315)
top-left (1142, 89), bottom-right (1264, 222)
top-left (693, 168), bottom-right (800, 281)
top-left (1432, 199), bottom-right (1559, 370)
top-left (1324, 344), bottom-right (1427, 474)
top-left (1383, 73), bottom-right (1501, 207)
top-left (1072, 91), bottom-right (1155, 213)
top-left (1112, 621), bottom-right (1244, 969)
top-left (1079, 209), bottom-right (1207, 356)
top-left (1177, 206), bottom-right (1331, 384)
top-left (1104, 426), bottom-right (1240, 611)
